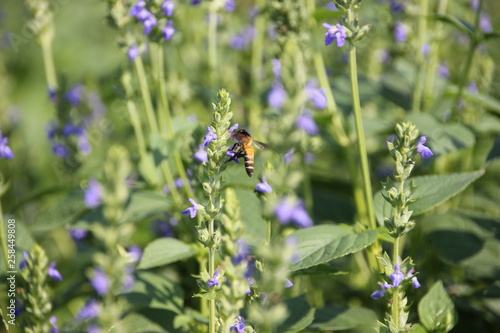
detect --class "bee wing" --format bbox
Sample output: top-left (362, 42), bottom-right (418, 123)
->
top-left (253, 140), bottom-right (270, 150)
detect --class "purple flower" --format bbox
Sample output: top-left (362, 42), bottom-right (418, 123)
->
top-left (50, 316), bottom-right (58, 333)
top-left (438, 62), bottom-right (450, 79)
top-left (390, 264), bottom-right (404, 287)
top-left (64, 85), bottom-right (84, 106)
top-left (229, 27), bottom-right (255, 50)
top-left (271, 58), bottom-right (281, 79)
top-left (296, 112), bottom-right (319, 136)
top-left (91, 267), bottom-right (109, 296)
top-left (130, 1), bottom-right (146, 17)
top-left (128, 245), bottom-right (142, 263)
top-left (161, 0), bottom-right (174, 17)
top-left (229, 123), bottom-right (239, 132)
top-left (304, 152), bottom-right (315, 164)
top-left (471, 0), bottom-right (479, 11)
top-left (255, 176), bottom-right (272, 193)
top-left (88, 324), bottom-right (101, 333)
top-left (480, 12), bottom-right (492, 33)
top-left (325, 2), bottom-right (338, 11)
top-left (207, 270), bottom-right (220, 287)
top-left (52, 142), bottom-right (68, 158)
top-left (191, 0), bottom-right (201, 5)
top-left (85, 178), bottom-right (103, 208)
top-left (202, 126), bottom-right (218, 147)
top-left (421, 43), bottom-right (431, 58)
top-left (468, 81), bottom-right (478, 93)
top-left (162, 20), bottom-right (175, 41)
top-left (151, 219), bottom-right (174, 237)
top-left (225, 0), bottom-right (235, 12)
top-left (143, 15), bottom-right (157, 35)
top-left (284, 149), bottom-right (294, 164)
top-left (284, 278), bottom-right (294, 288)
top-left (394, 21), bottom-right (407, 43)
top-left (230, 316), bottom-right (246, 333)
top-left (19, 251), bottom-right (29, 270)
top-left (48, 87), bottom-right (57, 103)
top-left (305, 81), bottom-right (327, 109)
top-left (127, 45), bottom-right (140, 61)
top-left (370, 281), bottom-right (393, 300)
top-left (226, 149), bottom-right (240, 164)
top-left (322, 23), bottom-right (346, 47)
top-left (274, 198), bottom-right (313, 228)
top-left (416, 136), bottom-right (433, 159)
top-left (376, 49), bottom-right (391, 63)
top-left (411, 276), bottom-right (421, 288)
top-left (78, 135), bottom-right (91, 155)
top-left (0, 131), bottom-right (14, 159)
top-left (123, 264), bottom-right (135, 291)
top-left (77, 299), bottom-right (99, 321)
top-left (268, 81), bottom-right (287, 109)
top-left (182, 198), bottom-right (201, 218)
top-left (233, 239), bottom-right (250, 265)
top-left (194, 146), bottom-right (208, 162)
top-left (68, 228), bottom-right (88, 241)
top-left (48, 262), bottom-right (63, 281)
top-left (389, 0), bottom-right (405, 14)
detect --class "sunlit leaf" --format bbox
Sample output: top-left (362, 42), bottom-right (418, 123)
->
top-left (138, 238), bottom-right (195, 270)
top-left (418, 281), bottom-right (458, 332)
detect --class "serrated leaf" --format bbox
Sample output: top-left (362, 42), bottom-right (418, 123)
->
top-left (288, 225), bottom-right (377, 271)
top-left (277, 294), bottom-right (315, 333)
top-left (418, 281), bottom-right (458, 332)
top-left (138, 238), bottom-right (195, 269)
top-left (121, 271), bottom-right (184, 314)
top-left (309, 306), bottom-right (378, 332)
top-left (375, 170), bottom-right (484, 224)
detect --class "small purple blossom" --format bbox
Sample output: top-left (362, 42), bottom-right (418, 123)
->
top-left (389, 0), bottom-right (405, 14)
top-left (68, 228), bottom-right (88, 241)
top-left (284, 278), bottom-right (294, 288)
top-left (128, 245), bottom-right (142, 263)
top-left (78, 135), bottom-right (91, 155)
top-left (229, 123), bottom-right (239, 132)
top-left (471, 0), bottom-right (479, 11)
top-left (64, 85), bottom-right (84, 106)
top-left (390, 264), bottom-right (404, 287)
top-left (48, 262), bottom-right (63, 281)
top-left (127, 45), bottom-right (140, 61)
top-left (284, 149), bottom-right (294, 164)
top-left (229, 27), bottom-right (255, 50)
top-left (226, 149), bottom-right (240, 164)
top-left (182, 198), bottom-right (201, 218)
top-left (468, 81), bottom-right (478, 93)
top-left (207, 270), bottom-right (220, 287)
top-left (370, 281), bottom-right (393, 300)
top-left (230, 316), bottom-right (246, 333)
top-left (52, 142), bottom-right (69, 158)
top-left (394, 21), bottom-right (407, 43)
top-left (324, 2), bottom-right (338, 11)
top-left (416, 136), bottom-right (433, 159)
top-left (202, 126), bottom-right (218, 147)
top-left (129, 1), bottom-right (146, 17)
top-left (421, 43), bottom-right (431, 59)
top-left (305, 81), bottom-right (327, 109)
top-left (322, 23), bottom-right (347, 47)
top-left (84, 178), bottom-right (103, 208)
top-left (225, 0), bottom-right (235, 12)
top-left (50, 316), bottom-right (58, 333)
top-left (191, 0), bottom-right (201, 5)
top-left (151, 219), bottom-right (174, 237)
top-left (274, 198), bottom-right (313, 228)
top-left (77, 299), bottom-right (99, 321)
top-left (91, 267), bottom-right (110, 296)
top-left (143, 15), bottom-right (157, 35)
top-left (271, 58), bottom-right (281, 79)
top-left (296, 112), bottom-right (319, 136)
top-left (411, 276), bottom-right (421, 288)
top-left (438, 62), bottom-right (450, 79)
top-left (0, 131), bottom-right (14, 159)
top-left (19, 251), bottom-right (29, 270)
top-left (123, 264), bottom-right (135, 291)
top-left (254, 176), bottom-right (272, 193)
top-left (161, 0), bottom-right (174, 17)
top-left (162, 21), bottom-right (175, 41)
top-left (88, 324), bottom-right (101, 333)
top-left (268, 81), bottom-right (287, 109)
top-left (233, 239), bottom-right (250, 265)
top-left (194, 146), bottom-right (208, 162)
top-left (480, 12), bottom-right (493, 33)
top-left (304, 152), bottom-right (315, 164)
top-left (376, 49), bottom-right (391, 64)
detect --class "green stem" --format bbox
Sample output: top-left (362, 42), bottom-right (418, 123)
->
top-left (302, 153), bottom-right (313, 213)
top-left (411, 0), bottom-right (429, 112)
top-left (0, 201), bottom-right (9, 270)
top-left (208, 6), bottom-right (218, 84)
top-left (208, 218), bottom-right (216, 333)
top-left (451, 0), bottom-right (482, 118)
top-left (391, 236), bottom-right (401, 329)
top-left (40, 32), bottom-right (58, 91)
top-left (134, 56), bottom-right (159, 133)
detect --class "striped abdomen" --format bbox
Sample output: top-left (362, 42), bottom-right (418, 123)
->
top-left (242, 145), bottom-right (255, 177)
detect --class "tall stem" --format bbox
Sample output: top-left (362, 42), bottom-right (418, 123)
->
top-left (208, 218), bottom-right (216, 333)
top-left (40, 32), bottom-right (58, 92)
top-left (0, 201), bottom-right (8, 270)
top-left (411, 0), bottom-right (429, 113)
top-left (134, 56), bottom-right (159, 133)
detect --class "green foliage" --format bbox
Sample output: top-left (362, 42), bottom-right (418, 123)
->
top-left (138, 238), bottom-right (195, 270)
top-left (418, 281), bottom-right (458, 333)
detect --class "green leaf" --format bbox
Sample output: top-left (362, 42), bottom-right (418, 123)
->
top-left (292, 264), bottom-right (348, 276)
top-left (418, 281), bottom-right (458, 333)
top-left (288, 225), bottom-right (377, 271)
top-left (0, 219), bottom-right (35, 271)
top-left (433, 14), bottom-right (474, 35)
top-left (408, 323), bottom-right (428, 333)
top-left (485, 137), bottom-right (500, 165)
top-left (121, 271), bottom-right (184, 314)
top-left (309, 306), bottom-right (379, 332)
top-left (444, 86), bottom-right (500, 114)
top-left (138, 238), bottom-right (195, 270)
top-left (121, 309), bottom-right (178, 332)
top-left (375, 170), bottom-right (484, 225)
top-left (120, 191), bottom-right (171, 223)
top-left (277, 294), bottom-right (315, 333)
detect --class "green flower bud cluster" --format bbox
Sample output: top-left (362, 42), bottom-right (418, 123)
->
top-left (25, 0), bottom-right (54, 39)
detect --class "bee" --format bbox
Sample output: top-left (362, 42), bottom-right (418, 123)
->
top-left (226, 129), bottom-right (268, 177)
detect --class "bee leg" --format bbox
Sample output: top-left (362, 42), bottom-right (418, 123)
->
top-left (225, 146), bottom-right (242, 163)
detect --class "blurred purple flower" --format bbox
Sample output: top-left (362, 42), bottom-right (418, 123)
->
top-left (274, 198), bottom-right (313, 228)
top-left (143, 14), bottom-right (157, 35)
top-left (52, 142), bottom-right (69, 158)
top-left (225, 0), bottom-right (235, 12)
top-left (19, 251), bottom-right (29, 270)
top-left (284, 278), bottom-right (294, 288)
top-left (390, 264), bottom-right (404, 287)
top-left (123, 264), bottom-right (135, 291)
top-left (305, 81), bottom-right (327, 109)
top-left (129, 1), bottom-right (146, 17)
top-left (85, 178), bottom-right (103, 208)
top-left (202, 126), bottom-right (218, 147)
top-left (389, 0), bottom-right (405, 14)
top-left (182, 198), bottom-right (201, 218)
top-left (78, 135), bottom-right (91, 155)
top-left (229, 27), bottom-right (254, 50)
top-left (284, 149), bottom-right (294, 164)
top-left (91, 267), bottom-right (109, 296)
top-left (88, 324), bottom-right (101, 333)
top-left (226, 149), bottom-right (240, 164)
top-left (162, 20), bottom-right (175, 41)
top-left (232, 239), bottom-right (250, 265)
top-left (370, 281), bottom-right (393, 300)
top-left (411, 276), bottom-right (421, 288)
top-left (468, 81), bottom-right (478, 93)
top-left (50, 316), bottom-right (58, 333)
top-left (416, 136), bottom-right (433, 159)
top-left (191, 0), bottom-right (201, 5)
top-left (229, 123), bottom-right (239, 132)
top-left (76, 299), bottom-right (99, 321)
top-left (68, 228), bottom-right (88, 241)
top-left (128, 245), bottom-right (142, 263)
top-left (376, 49), bottom-right (391, 64)
top-left (151, 219), bottom-right (174, 237)
top-left (271, 58), bottom-right (281, 79)
top-left (194, 146), bottom-right (208, 162)
top-left (64, 85), bottom-right (84, 106)
top-left (324, 2), bottom-right (338, 11)
top-left (421, 43), bottom-right (430, 59)
top-left (161, 0), bottom-right (174, 17)
top-left (322, 23), bottom-right (346, 47)
top-left (304, 152), bottom-right (315, 164)
top-left (48, 87), bottom-right (57, 103)
top-left (0, 131), bottom-right (14, 159)
top-left (48, 262), bottom-right (63, 281)
top-left (127, 45), bottom-right (140, 61)
top-left (268, 81), bottom-right (287, 109)
top-left (207, 270), bottom-right (220, 287)
top-left (438, 62), bottom-right (450, 79)
top-left (394, 21), bottom-right (407, 43)
top-left (471, 0), bottom-right (479, 11)
top-left (296, 112), bottom-right (319, 136)
top-left (480, 12), bottom-right (493, 33)
top-left (230, 316), bottom-right (246, 333)
top-left (254, 176), bottom-right (272, 193)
